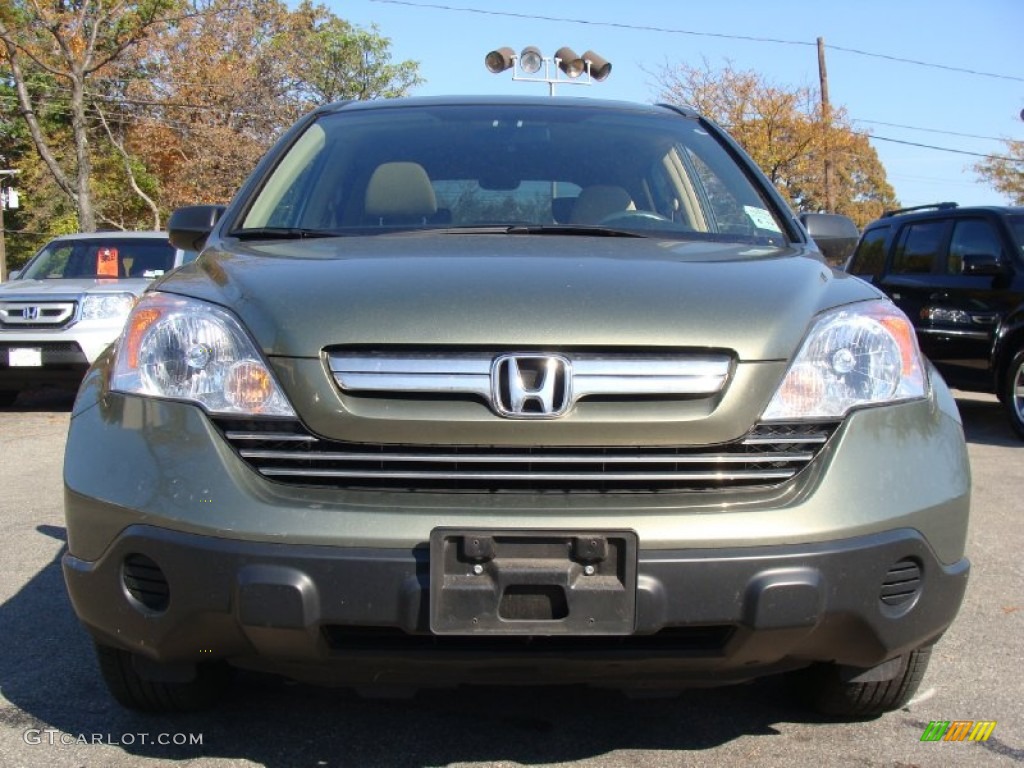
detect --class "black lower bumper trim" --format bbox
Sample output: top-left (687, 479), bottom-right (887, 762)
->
top-left (62, 525), bottom-right (969, 685)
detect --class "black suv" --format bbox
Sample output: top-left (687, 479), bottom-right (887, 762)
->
top-left (846, 203), bottom-right (1024, 438)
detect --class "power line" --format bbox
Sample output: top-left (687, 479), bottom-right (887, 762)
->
top-left (370, 0), bottom-right (1024, 83)
top-left (371, 0), bottom-right (814, 47)
top-left (826, 43), bottom-right (1022, 83)
top-left (867, 134), bottom-right (1023, 162)
top-left (4, 92), bottom-right (1019, 164)
top-left (852, 119), bottom-right (1010, 143)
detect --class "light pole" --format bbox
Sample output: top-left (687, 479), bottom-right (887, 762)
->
top-left (0, 169), bottom-right (21, 283)
top-left (485, 46), bottom-right (611, 96)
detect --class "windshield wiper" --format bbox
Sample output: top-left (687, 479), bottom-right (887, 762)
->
top-left (504, 224), bottom-right (646, 238)
top-left (231, 227), bottom-right (344, 241)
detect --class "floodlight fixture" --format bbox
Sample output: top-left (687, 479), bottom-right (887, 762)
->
top-left (518, 46), bottom-right (544, 75)
top-left (555, 47), bottom-right (585, 79)
top-left (485, 45), bottom-right (612, 95)
top-left (485, 47), bottom-right (515, 74)
top-left (582, 50), bottom-right (612, 82)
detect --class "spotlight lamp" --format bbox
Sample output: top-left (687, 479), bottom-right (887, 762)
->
top-left (484, 47), bottom-right (515, 74)
top-left (485, 45), bottom-right (611, 95)
top-left (555, 47), bottom-right (585, 79)
top-left (582, 50), bottom-right (612, 82)
top-left (518, 46), bottom-right (544, 75)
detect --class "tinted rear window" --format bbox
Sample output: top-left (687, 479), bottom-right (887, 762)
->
top-left (848, 227), bottom-right (889, 278)
top-left (893, 222), bottom-right (945, 274)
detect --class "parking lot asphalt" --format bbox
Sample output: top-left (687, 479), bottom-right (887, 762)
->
top-left (0, 388), bottom-right (1021, 768)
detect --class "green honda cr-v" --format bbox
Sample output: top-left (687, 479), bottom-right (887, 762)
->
top-left (62, 96), bottom-right (970, 718)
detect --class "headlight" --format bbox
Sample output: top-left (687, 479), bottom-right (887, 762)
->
top-left (81, 293), bottom-right (137, 321)
top-left (111, 292), bottom-right (296, 417)
top-left (762, 300), bottom-right (927, 421)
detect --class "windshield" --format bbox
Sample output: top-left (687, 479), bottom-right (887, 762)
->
top-left (238, 103), bottom-right (788, 245)
top-left (20, 237), bottom-right (176, 280)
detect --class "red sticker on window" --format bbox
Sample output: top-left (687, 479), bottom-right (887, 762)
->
top-left (97, 247), bottom-right (119, 277)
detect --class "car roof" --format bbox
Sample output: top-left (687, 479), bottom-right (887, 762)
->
top-left (47, 231), bottom-right (170, 242)
top-left (315, 95), bottom-right (698, 119)
top-left (865, 205), bottom-right (1024, 231)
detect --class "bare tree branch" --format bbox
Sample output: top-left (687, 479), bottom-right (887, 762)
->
top-left (95, 101), bottom-right (162, 229)
top-left (0, 27), bottom-right (77, 201)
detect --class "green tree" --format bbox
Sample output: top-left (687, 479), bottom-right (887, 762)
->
top-left (0, 69), bottom-right (79, 268)
top-left (654, 59), bottom-right (897, 228)
top-left (974, 139), bottom-right (1024, 204)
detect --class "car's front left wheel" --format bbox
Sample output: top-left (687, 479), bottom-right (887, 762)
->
top-left (794, 646), bottom-right (932, 718)
top-left (94, 642), bottom-right (233, 712)
top-left (1003, 348), bottom-right (1024, 440)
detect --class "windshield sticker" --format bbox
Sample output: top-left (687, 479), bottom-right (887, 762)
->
top-left (97, 247), bottom-right (119, 277)
top-left (744, 206), bottom-right (782, 233)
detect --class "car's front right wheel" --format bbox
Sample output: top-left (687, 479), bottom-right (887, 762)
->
top-left (794, 646), bottom-right (932, 718)
top-left (1003, 348), bottom-right (1024, 440)
top-left (94, 642), bottom-right (232, 713)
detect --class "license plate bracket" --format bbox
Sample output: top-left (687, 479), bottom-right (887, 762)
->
top-left (430, 529), bottom-right (637, 635)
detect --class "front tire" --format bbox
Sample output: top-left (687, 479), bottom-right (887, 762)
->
top-left (795, 646), bottom-right (932, 718)
top-left (1003, 348), bottom-right (1024, 440)
top-left (94, 642), bottom-right (232, 713)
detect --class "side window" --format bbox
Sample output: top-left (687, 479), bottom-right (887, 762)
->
top-left (892, 221), bottom-right (945, 274)
top-left (848, 227), bottom-right (889, 278)
top-left (947, 219), bottom-right (1002, 274)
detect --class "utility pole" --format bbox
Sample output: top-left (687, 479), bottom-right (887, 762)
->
top-left (0, 169), bottom-right (20, 283)
top-left (817, 37), bottom-right (836, 213)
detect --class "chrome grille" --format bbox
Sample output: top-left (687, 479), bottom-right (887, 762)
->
top-left (215, 419), bottom-right (837, 493)
top-left (329, 352), bottom-right (733, 414)
top-left (0, 301), bottom-right (76, 328)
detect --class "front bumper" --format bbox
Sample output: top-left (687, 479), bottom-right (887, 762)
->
top-left (0, 321), bottom-right (123, 389)
top-left (0, 339), bottom-right (90, 389)
top-left (62, 524), bottom-right (968, 685)
top-left (63, 365), bottom-right (971, 686)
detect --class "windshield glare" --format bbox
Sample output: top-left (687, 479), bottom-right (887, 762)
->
top-left (239, 104), bottom-right (788, 245)
top-left (20, 238), bottom-right (176, 280)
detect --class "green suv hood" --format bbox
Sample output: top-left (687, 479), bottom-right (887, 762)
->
top-left (161, 234), bottom-right (878, 361)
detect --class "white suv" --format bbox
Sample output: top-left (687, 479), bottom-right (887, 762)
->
top-left (0, 231), bottom-right (195, 406)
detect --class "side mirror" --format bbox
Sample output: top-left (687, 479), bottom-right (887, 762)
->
top-left (800, 213), bottom-right (860, 266)
top-left (8, 270), bottom-right (20, 280)
top-left (962, 252), bottom-right (1004, 276)
top-left (168, 205), bottom-right (226, 252)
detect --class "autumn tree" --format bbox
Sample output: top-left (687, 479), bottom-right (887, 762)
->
top-left (116, 0), bottom-right (422, 212)
top-left (0, 0), bottom-right (188, 232)
top-left (974, 139), bottom-right (1024, 204)
top-left (0, 0), bottom-right (421, 240)
top-left (654, 59), bottom-right (896, 228)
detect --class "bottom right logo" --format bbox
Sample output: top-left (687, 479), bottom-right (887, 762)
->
top-left (920, 721), bottom-right (997, 742)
